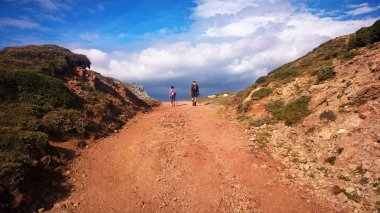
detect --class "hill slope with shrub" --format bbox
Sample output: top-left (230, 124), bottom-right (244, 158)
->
top-left (202, 19), bottom-right (380, 212)
top-left (0, 45), bottom-right (156, 211)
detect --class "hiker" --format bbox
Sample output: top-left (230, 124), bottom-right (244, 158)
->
top-left (169, 85), bottom-right (177, 107)
top-left (189, 81), bottom-right (199, 106)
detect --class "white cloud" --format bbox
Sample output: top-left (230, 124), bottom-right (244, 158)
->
top-left (36, 0), bottom-right (73, 11)
top-left (72, 0), bottom-right (377, 99)
top-left (193, 0), bottom-right (259, 18)
top-left (0, 17), bottom-right (41, 29)
top-left (79, 33), bottom-right (101, 41)
top-left (348, 3), bottom-right (368, 9)
top-left (72, 48), bottom-right (109, 72)
top-left (347, 3), bottom-right (380, 15)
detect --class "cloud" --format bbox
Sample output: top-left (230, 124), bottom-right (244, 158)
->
top-left (72, 0), bottom-right (377, 100)
top-left (79, 33), bottom-right (101, 41)
top-left (348, 3), bottom-right (368, 9)
top-left (37, 13), bottom-right (65, 22)
top-left (193, 0), bottom-right (259, 18)
top-left (97, 4), bottom-right (105, 11)
top-left (347, 3), bottom-right (380, 15)
top-left (0, 17), bottom-right (41, 29)
top-left (36, 0), bottom-right (73, 11)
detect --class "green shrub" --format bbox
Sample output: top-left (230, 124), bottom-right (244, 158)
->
top-left (348, 19), bottom-right (380, 50)
top-left (325, 156), bottom-right (336, 165)
top-left (343, 50), bottom-right (359, 59)
top-left (266, 97), bottom-right (311, 126)
top-left (255, 76), bottom-right (267, 84)
top-left (42, 109), bottom-right (88, 139)
top-left (306, 127), bottom-right (316, 134)
top-left (271, 67), bottom-right (299, 80)
top-left (0, 70), bottom-right (82, 111)
top-left (0, 104), bottom-right (41, 130)
top-left (355, 165), bottom-right (367, 175)
top-left (359, 177), bottom-right (369, 185)
top-left (309, 69), bottom-right (319, 76)
top-left (265, 99), bottom-right (285, 118)
top-left (338, 175), bottom-right (351, 181)
top-left (319, 110), bottom-right (336, 121)
top-left (316, 67), bottom-right (336, 84)
top-left (343, 190), bottom-right (362, 202)
top-left (251, 87), bottom-right (272, 99)
top-left (249, 116), bottom-right (277, 127)
top-left (77, 140), bottom-right (87, 148)
top-left (0, 128), bottom-right (49, 208)
top-left (0, 45), bottom-right (80, 77)
top-left (281, 96), bottom-right (311, 125)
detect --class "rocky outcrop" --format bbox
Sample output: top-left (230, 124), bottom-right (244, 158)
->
top-left (347, 83), bottom-right (380, 105)
top-left (125, 83), bottom-right (150, 100)
top-left (106, 77), bottom-right (150, 100)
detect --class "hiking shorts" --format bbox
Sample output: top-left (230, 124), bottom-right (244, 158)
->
top-left (170, 94), bottom-right (176, 103)
top-left (191, 92), bottom-right (199, 98)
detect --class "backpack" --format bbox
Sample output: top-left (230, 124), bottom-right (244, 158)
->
top-left (170, 89), bottom-right (176, 97)
top-left (191, 83), bottom-right (198, 92)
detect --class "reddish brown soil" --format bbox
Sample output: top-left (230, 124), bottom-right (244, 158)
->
top-left (52, 101), bottom-right (334, 212)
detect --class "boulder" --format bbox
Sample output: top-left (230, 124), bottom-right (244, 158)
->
top-left (348, 83), bottom-right (380, 106)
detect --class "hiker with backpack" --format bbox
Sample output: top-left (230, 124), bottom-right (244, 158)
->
top-left (169, 86), bottom-right (177, 107)
top-left (189, 81), bottom-right (200, 106)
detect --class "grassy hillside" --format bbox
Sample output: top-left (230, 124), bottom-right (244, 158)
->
top-left (0, 45), bottom-right (153, 211)
top-left (202, 19), bottom-right (380, 212)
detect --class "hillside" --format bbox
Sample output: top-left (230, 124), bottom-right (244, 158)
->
top-left (202, 20), bottom-right (380, 212)
top-left (0, 45), bottom-right (156, 211)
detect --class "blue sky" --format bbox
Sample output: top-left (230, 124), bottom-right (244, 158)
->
top-left (1, 0), bottom-right (380, 100)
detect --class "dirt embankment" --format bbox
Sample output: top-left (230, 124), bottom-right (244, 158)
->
top-left (49, 102), bottom-right (333, 212)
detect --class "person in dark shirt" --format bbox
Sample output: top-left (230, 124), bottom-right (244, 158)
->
top-left (189, 81), bottom-right (199, 106)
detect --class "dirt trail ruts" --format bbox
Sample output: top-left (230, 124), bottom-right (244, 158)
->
top-left (52, 101), bottom-right (333, 212)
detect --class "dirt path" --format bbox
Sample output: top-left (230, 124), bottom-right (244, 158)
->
top-left (52, 101), bottom-right (333, 212)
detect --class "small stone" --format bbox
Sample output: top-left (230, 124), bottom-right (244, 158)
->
top-left (81, 174), bottom-right (86, 178)
top-left (319, 129), bottom-right (332, 140)
top-left (38, 208), bottom-right (45, 212)
top-left (73, 202), bottom-right (80, 207)
top-left (260, 165), bottom-right (268, 169)
top-left (249, 137), bottom-right (255, 141)
top-left (337, 129), bottom-right (346, 134)
top-left (345, 187), bottom-right (355, 193)
top-left (63, 170), bottom-right (71, 176)
top-left (358, 113), bottom-right (366, 119)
